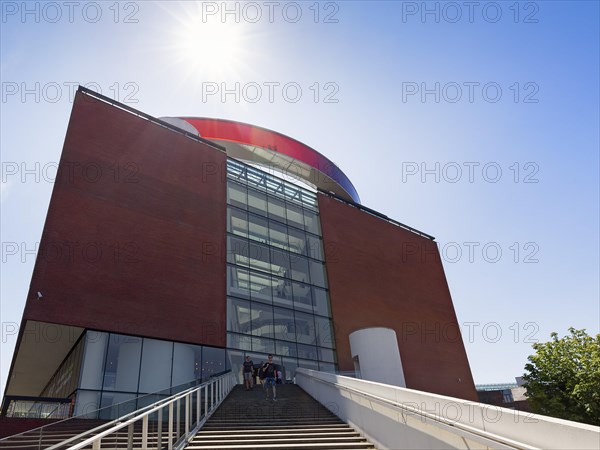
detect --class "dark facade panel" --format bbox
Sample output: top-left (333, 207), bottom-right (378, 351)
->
top-left (23, 92), bottom-right (227, 348)
top-left (318, 194), bottom-right (478, 401)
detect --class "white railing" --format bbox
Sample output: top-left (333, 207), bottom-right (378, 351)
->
top-left (296, 368), bottom-right (600, 450)
top-left (56, 371), bottom-right (236, 450)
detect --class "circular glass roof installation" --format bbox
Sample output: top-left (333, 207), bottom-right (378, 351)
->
top-left (161, 117), bottom-right (360, 203)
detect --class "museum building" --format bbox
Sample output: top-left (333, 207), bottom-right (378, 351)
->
top-left (2, 87), bottom-right (477, 420)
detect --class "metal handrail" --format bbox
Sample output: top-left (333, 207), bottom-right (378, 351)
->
top-left (43, 385), bottom-right (197, 450)
top-left (62, 371), bottom-right (236, 450)
top-left (299, 370), bottom-right (536, 450)
top-left (0, 373), bottom-right (222, 446)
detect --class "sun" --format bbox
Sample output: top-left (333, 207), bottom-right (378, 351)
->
top-left (169, 7), bottom-right (250, 79)
top-left (180, 21), bottom-right (243, 69)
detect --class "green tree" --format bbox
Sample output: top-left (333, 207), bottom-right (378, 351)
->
top-left (523, 328), bottom-right (600, 425)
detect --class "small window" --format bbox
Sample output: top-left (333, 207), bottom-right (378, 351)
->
top-left (502, 390), bottom-right (514, 403)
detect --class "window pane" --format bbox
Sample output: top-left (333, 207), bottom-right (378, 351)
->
top-left (319, 362), bottom-right (337, 373)
top-left (276, 341), bottom-right (297, 358)
top-left (304, 209), bottom-right (321, 236)
top-left (80, 331), bottom-right (109, 390)
top-left (291, 255), bottom-right (310, 283)
top-left (227, 265), bottom-right (250, 299)
top-left (318, 347), bottom-right (337, 363)
top-left (309, 260), bottom-right (328, 288)
top-left (248, 213), bottom-right (269, 243)
top-left (227, 350), bottom-right (245, 384)
top-left (247, 188), bottom-right (268, 216)
top-left (251, 303), bottom-right (274, 338)
top-left (288, 228), bottom-right (307, 255)
top-left (227, 297), bottom-right (252, 334)
top-left (252, 336), bottom-right (275, 354)
top-left (294, 311), bottom-right (316, 345)
top-left (267, 196), bottom-right (286, 222)
top-left (272, 276), bottom-right (293, 308)
top-left (227, 235), bottom-right (249, 266)
top-left (269, 220), bottom-right (289, 250)
top-left (306, 234), bottom-right (324, 261)
top-left (297, 344), bottom-right (318, 360)
top-left (102, 334), bottom-right (142, 392)
top-left (227, 181), bottom-right (247, 209)
top-left (249, 270), bottom-right (273, 304)
top-left (74, 390), bottom-right (101, 418)
top-left (139, 339), bottom-right (173, 393)
top-left (248, 242), bottom-right (271, 273)
top-left (313, 288), bottom-right (331, 317)
top-left (315, 316), bottom-right (336, 349)
top-left (99, 392), bottom-right (137, 419)
top-left (172, 343), bottom-right (203, 386)
top-left (292, 281), bottom-right (313, 313)
top-left (203, 347), bottom-right (225, 378)
top-left (227, 333), bottom-right (252, 351)
top-left (228, 207), bottom-right (248, 238)
top-left (281, 357), bottom-right (298, 382)
top-left (286, 203), bottom-right (305, 230)
top-left (297, 359), bottom-right (319, 371)
top-left (273, 307), bottom-right (296, 342)
top-left (270, 248), bottom-right (290, 279)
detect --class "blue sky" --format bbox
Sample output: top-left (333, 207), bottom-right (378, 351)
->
top-left (1, 1), bottom-right (599, 398)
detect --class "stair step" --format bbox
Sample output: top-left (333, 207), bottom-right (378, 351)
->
top-left (186, 443), bottom-right (375, 449)
top-left (207, 418), bottom-right (342, 422)
top-left (206, 420), bottom-right (343, 424)
top-left (192, 436), bottom-right (369, 444)
top-left (201, 424), bottom-right (352, 431)
top-left (194, 432), bottom-right (360, 439)
top-left (197, 426), bottom-right (353, 434)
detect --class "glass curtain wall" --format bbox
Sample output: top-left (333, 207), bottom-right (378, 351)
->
top-left (226, 159), bottom-right (337, 382)
top-left (73, 331), bottom-right (227, 418)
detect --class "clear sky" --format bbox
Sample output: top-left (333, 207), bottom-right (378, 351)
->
top-left (1, 1), bottom-right (599, 399)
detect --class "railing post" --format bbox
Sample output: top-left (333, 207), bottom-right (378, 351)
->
top-left (204, 385), bottom-right (208, 418)
top-left (127, 423), bottom-right (134, 450)
top-left (168, 402), bottom-right (174, 450)
top-left (158, 407), bottom-right (163, 450)
top-left (185, 393), bottom-right (190, 436)
top-left (196, 388), bottom-right (201, 426)
top-left (92, 438), bottom-right (101, 450)
top-left (211, 381), bottom-right (215, 409)
top-left (142, 414), bottom-right (148, 449)
top-left (176, 398), bottom-right (181, 439)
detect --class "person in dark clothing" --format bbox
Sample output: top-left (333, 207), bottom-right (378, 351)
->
top-left (262, 354), bottom-right (277, 401)
top-left (242, 356), bottom-right (254, 390)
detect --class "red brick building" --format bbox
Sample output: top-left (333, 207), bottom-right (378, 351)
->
top-left (2, 87), bottom-right (477, 427)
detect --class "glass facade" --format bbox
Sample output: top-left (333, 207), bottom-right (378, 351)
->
top-left (40, 335), bottom-right (85, 399)
top-left (225, 159), bottom-right (337, 382)
top-left (72, 331), bottom-right (227, 418)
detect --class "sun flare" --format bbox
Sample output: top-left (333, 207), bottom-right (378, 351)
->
top-left (172, 12), bottom-right (249, 78)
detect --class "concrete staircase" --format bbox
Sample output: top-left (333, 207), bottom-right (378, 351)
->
top-left (186, 384), bottom-right (376, 449)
